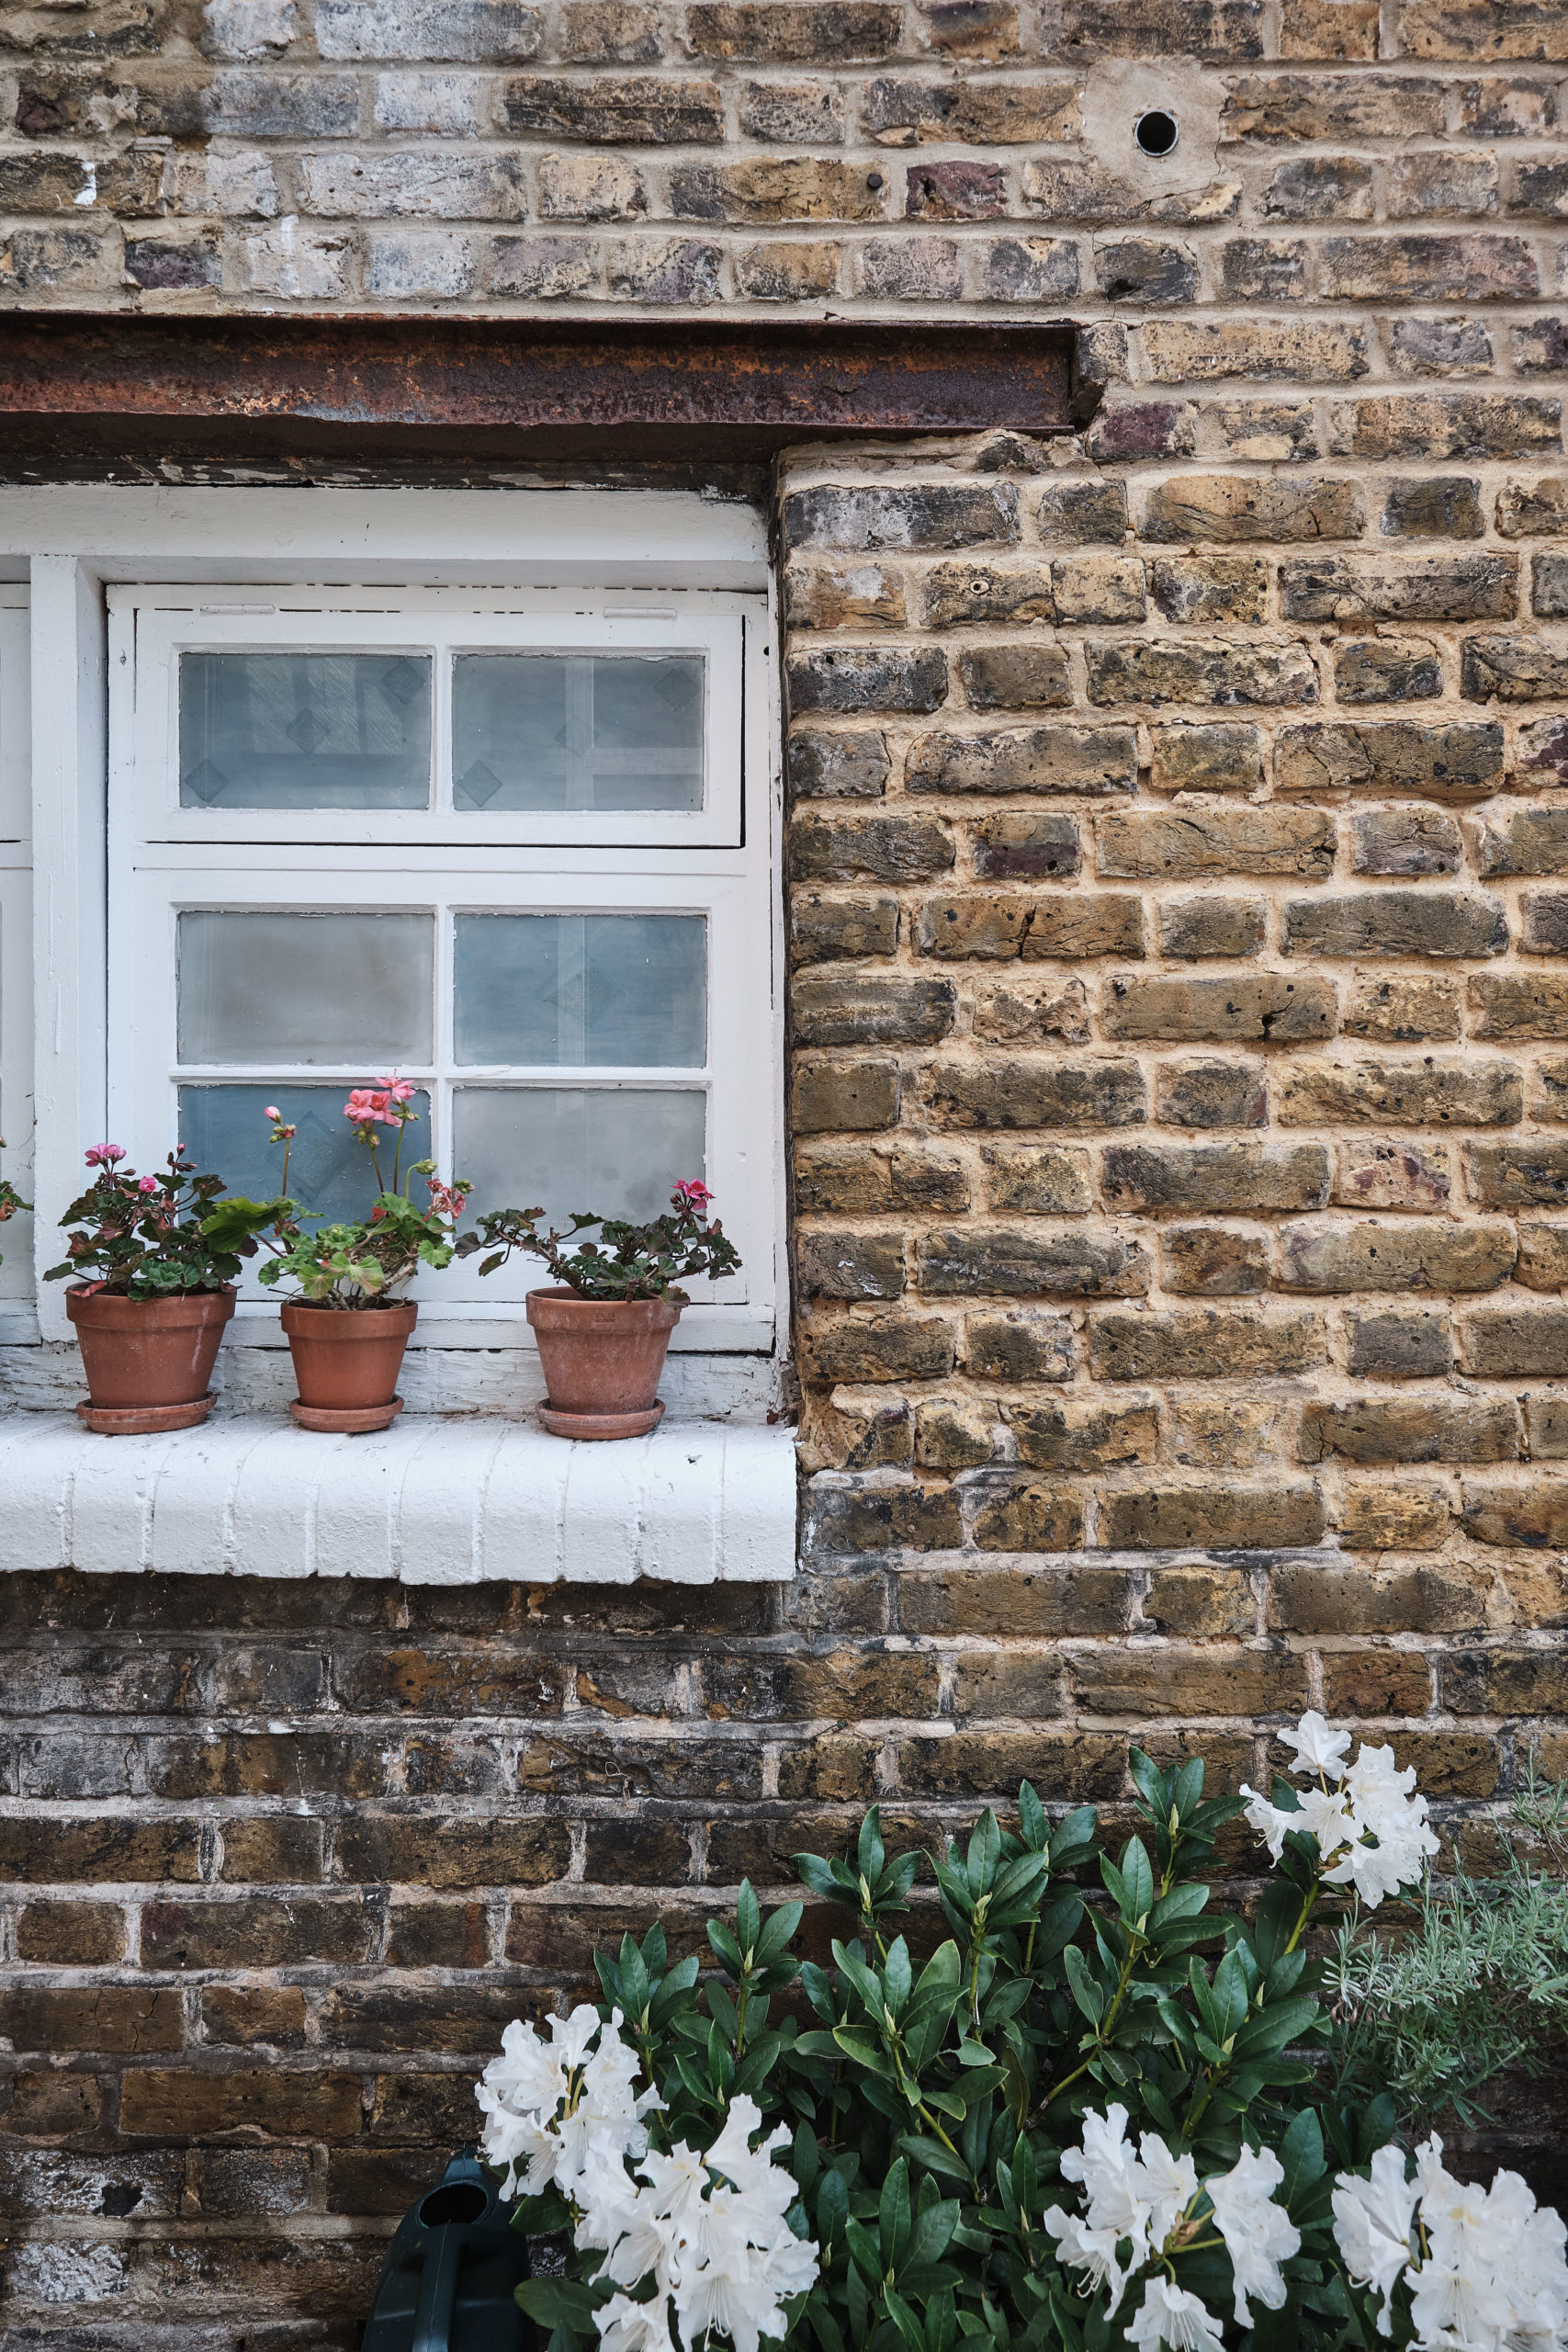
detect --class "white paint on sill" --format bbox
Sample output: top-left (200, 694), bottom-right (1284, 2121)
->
top-left (0, 1413), bottom-right (798, 1586)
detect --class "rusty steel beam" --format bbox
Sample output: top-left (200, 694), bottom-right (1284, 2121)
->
top-left (0, 313), bottom-right (1082, 455)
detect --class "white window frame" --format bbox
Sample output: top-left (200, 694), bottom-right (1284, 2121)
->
top-left (0, 487), bottom-right (782, 1375)
top-left (0, 586), bottom-right (32, 1328)
top-left (107, 581), bottom-right (780, 1354)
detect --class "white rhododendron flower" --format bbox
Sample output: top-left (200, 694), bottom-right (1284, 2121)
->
top-left (1242, 1713), bottom-right (1438, 1911)
top-left (1207, 2143), bottom-right (1302, 2328)
top-left (476, 2005), bottom-right (658, 2201)
top-left (1280, 1710), bottom-right (1352, 1781)
top-left (1049, 2111), bottom-right (1303, 2336)
top-left (575, 2093), bottom-right (818, 2352)
top-left (1126, 2278), bottom-right (1226, 2352)
top-left (1332, 2134), bottom-right (1568, 2351)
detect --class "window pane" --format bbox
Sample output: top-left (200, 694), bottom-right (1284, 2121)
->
top-left (179, 1083), bottom-right (433, 1221)
top-left (180, 652), bottom-right (432, 809)
top-left (177, 911), bottom-right (434, 1067)
top-left (454, 1087), bottom-right (705, 1230)
top-left (454, 914), bottom-right (705, 1069)
top-left (452, 653), bottom-right (704, 813)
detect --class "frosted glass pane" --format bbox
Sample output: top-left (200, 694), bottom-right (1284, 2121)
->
top-left (453, 1087), bottom-right (705, 1228)
top-left (179, 1084), bottom-right (432, 1220)
top-left (177, 911), bottom-right (434, 1067)
top-left (453, 654), bottom-right (704, 812)
top-left (180, 653), bottom-right (431, 809)
top-left (454, 915), bottom-right (705, 1069)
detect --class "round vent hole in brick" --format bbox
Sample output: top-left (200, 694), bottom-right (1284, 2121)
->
top-left (1134, 109), bottom-right (1179, 156)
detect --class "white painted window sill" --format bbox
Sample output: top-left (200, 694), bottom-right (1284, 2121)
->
top-left (0, 1413), bottom-right (798, 1586)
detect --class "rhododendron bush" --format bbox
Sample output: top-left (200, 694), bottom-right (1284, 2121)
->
top-left (479, 1721), bottom-right (1567, 2352)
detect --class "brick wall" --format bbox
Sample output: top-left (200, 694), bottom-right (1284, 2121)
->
top-left (6, 0), bottom-right (1568, 2340)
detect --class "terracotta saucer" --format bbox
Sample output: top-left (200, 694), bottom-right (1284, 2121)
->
top-left (536, 1400), bottom-right (664, 1441)
top-left (289, 1397), bottom-right (404, 1434)
top-left (77, 1395), bottom-right (215, 1436)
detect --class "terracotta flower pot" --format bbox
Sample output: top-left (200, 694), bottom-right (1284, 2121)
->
top-left (280, 1299), bottom-right (417, 1433)
top-left (526, 1287), bottom-right (682, 1440)
top-left (66, 1283), bottom-right (235, 1435)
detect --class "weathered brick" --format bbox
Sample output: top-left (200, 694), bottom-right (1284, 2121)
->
top-left (673, 156), bottom-right (888, 221)
top-left (1498, 478), bottom-right (1568, 538)
top-left (1459, 1307), bottom-right (1568, 1376)
top-left (1155, 1058), bottom-right (1267, 1128)
top-left (791, 811), bottom-right (954, 881)
top-left (798, 1311), bottom-right (956, 1384)
top-left (1278, 1056), bottom-right (1521, 1125)
top-left (1328, 393), bottom-right (1562, 460)
top-left (1388, 316), bottom-right (1496, 376)
top-left (1473, 974), bottom-right (1568, 1038)
top-left (1282, 890), bottom-right (1506, 959)
top-left (1056, 0), bottom-right (1263, 57)
top-left (918, 1227), bottom-right (1149, 1297)
top-left (1097, 807), bottom-right (1334, 881)
top-left (1019, 898), bottom-right (1145, 958)
top-left (1099, 1485), bottom-right (1325, 1552)
top-left (972, 811), bottom-right (1080, 880)
top-left (736, 240), bottom-right (840, 297)
top-left (1321, 233), bottom-right (1538, 300)
top-left (1141, 472), bottom-right (1363, 544)
top-left (969, 1478), bottom-right (1087, 1555)
top-left (1335, 1483), bottom-right (1456, 1555)
top-left (1008, 1396), bottom-right (1158, 1470)
top-left (1398, 0), bottom-right (1568, 57)
top-left (1103, 971), bottom-right (1335, 1043)
top-left (1478, 808), bottom-right (1568, 877)
top-left (1352, 806), bottom-right (1461, 876)
top-left (1344, 1306), bottom-right (1452, 1377)
top-left (315, 0), bottom-right (541, 57)
top-left (797, 1229), bottom-right (908, 1299)
top-left (805, 1479), bottom-right (964, 1553)
top-left (1212, 398), bottom-right (1320, 463)
top-left (1281, 552), bottom-right (1517, 623)
top-left (1157, 899), bottom-right (1266, 960)
top-left (785, 561), bottom-right (906, 631)
top-left (789, 727), bottom-right (890, 800)
top-left (688, 0), bottom-right (902, 51)
top-left (1, 1986), bottom-right (184, 2055)
top-left (1222, 73), bottom-right (1446, 140)
top-left (1086, 638), bottom-right (1319, 708)
top-left (15, 1900), bottom-right (125, 1966)
top-left (905, 725), bottom-right (1137, 796)
top-left (1275, 719), bottom-right (1504, 797)
top-left (1150, 555), bottom-right (1269, 627)
top-left (864, 74), bottom-right (1078, 140)
top-left (201, 1986), bottom-right (310, 2047)
top-left (1094, 238), bottom-right (1200, 305)
top-left (1264, 154), bottom-right (1373, 219)
top-left (335, 1817), bottom-right (570, 1888)
top-left (1383, 476), bottom-right (1486, 540)
top-left (1036, 479), bottom-right (1130, 543)
top-left (1089, 1306), bottom-right (1324, 1380)
top-left (959, 646), bottom-right (1073, 710)
top-left (1102, 1139), bottom-right (1329, 1213)
top-left (141, 1898), bottom-right (371, 1971)
top-left (914, 1396), bottom-right (996, 1471)
top-left (897, 1563), bottom-right (1128, 1635)
top-left (792, 971), bottom-right (954, 1044)
top-left (1342, 974), bottom-right (1462, 1043)
top-left (922, 1056), bottom-right (1145, 1129)
top-left (791, 1057), bottom-right (899, 1134)
top-left (0, 1818), bottom-right (202, 1883)
top-left (790, 891), bottom-right (898, 966)
top-left (980, 1141), bottom-right (1093, 1213)
top-left (1148, 723), bottom-right (1264, 793)
top-left (562, 2), bottom-right (663, 57)
top-left (1142, 319), bottom-right (1371, 383)
top-left (1281, 1216), bottom-right (1513, 1293)
top-left (1161, 1224), bottom-right (1271, 1293)
top-left (971, 977), bottom-right (1090, 1042)
top-left (785, 483), bottom-right (1018, 551)
top-left (1334, 1137), bottom-right (1453, 1211)
top-left (1302, 1396), bottom-right (1521, 1464)
top-left (502, 73), bottom-right (723, 138)
top-left (788, 646), bottom-right (947, 716)
top-left (963, 1305), bottom-right (1077, 1380)
top-left (1469, 1137), bottom-right (1568, 1206)
top-left (1461, 1481), bottom-right (1568, 1548)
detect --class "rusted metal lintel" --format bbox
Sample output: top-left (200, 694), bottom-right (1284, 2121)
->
top-left (0, 313), bottom-right (1083, 455)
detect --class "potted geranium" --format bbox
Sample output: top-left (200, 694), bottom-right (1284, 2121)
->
top-left (45, 1143), bottom-right (266, 1433)
top-left (457, 1181), bottom-right (739, 1439)
top-left (206, 1080), bottom-right (469, 1434)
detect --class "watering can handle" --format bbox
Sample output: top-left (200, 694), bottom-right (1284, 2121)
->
top-left (411, 2222), bottom-right (464, 2352)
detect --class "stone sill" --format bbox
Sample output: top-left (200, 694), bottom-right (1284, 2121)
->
top-left (0, 1413), bottom-right (798, 1586)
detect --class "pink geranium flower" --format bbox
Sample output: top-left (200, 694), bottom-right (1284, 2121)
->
top-left (674, 1179), bottom-right (713, 1209)
top-left (138, 1175), bottom-right (159, 1194)
top-left (85, 1144), bottom-right (127, 1168)
top-left (344, 1087), bottom-right (393, 1126)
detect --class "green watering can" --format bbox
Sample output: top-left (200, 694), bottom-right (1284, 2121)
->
top-left (361, 2148), bottom-right (536, 2352)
